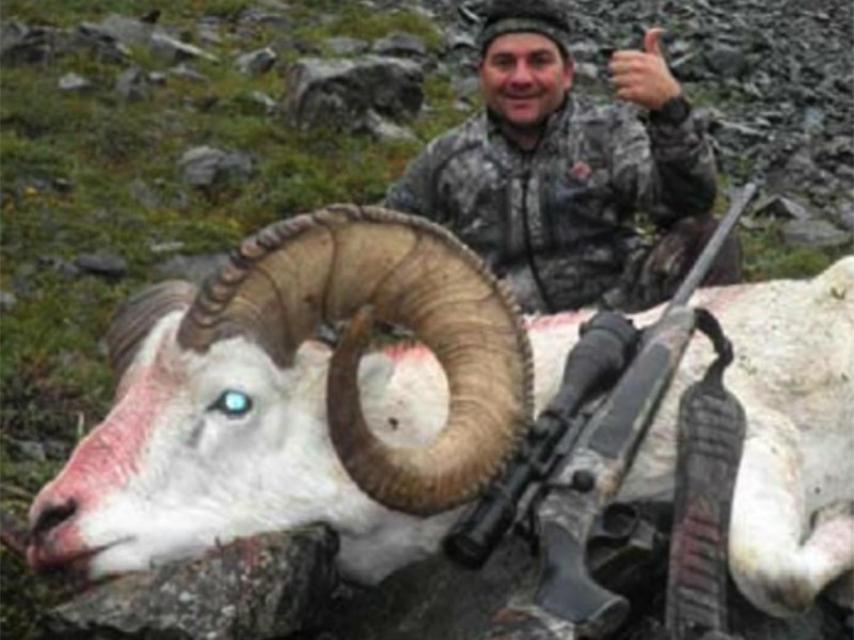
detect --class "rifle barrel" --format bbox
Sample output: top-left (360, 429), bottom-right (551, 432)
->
top-left (666, 182), bottom-right (757, 312)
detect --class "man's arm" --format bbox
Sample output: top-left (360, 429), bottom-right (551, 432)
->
top-left (608, 28), bottom-right (717, 223)
top-left (384, 141), bottom-right (439, 218)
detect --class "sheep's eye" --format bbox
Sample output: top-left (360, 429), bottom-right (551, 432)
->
top-left (210, 390), bottom-right (253, 418)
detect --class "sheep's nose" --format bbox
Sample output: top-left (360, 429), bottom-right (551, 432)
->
top-left (30, 498), bottom-right (77, 542)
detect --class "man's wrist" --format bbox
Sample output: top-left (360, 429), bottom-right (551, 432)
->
top-left (650, 94), bottom-right (692, 126)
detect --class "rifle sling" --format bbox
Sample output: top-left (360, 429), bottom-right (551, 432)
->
top-left (665, 308), bottom-right (746, 640)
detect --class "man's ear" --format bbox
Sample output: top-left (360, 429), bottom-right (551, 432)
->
top-left (562, 57), bottom-right (575, 91)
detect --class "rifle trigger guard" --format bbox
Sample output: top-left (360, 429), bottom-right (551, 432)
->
top-left (589, 502), bottom-right (640, 547)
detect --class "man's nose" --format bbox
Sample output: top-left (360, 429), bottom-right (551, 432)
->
top-left (508, 62), bottom-right (534, 84)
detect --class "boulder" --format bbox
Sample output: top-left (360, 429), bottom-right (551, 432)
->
top-left (41, 527), bottom-right (339, 640)
top-left (284, 55), bottom-right (423, 135)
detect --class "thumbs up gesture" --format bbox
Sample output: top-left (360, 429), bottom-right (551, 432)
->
top-left (609, 27), bottom-right (682, 111)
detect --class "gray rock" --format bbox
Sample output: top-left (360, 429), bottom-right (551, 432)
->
top-left (782, 219), bottom-right (853, 248)
top-left (154, 252), bottom-right (230, 286)
top-left (1, 22), bottom-right (61, 65)
top-left (372, 32), bottom-right (428, 59)
top-left (249, 90), bottom-right (278, 115)
top-left (178, 146), bottom-right (255, 188)
top-left (574, 61), bottom-right (599, 82)
top-left (754, 195), bottom-right (813, 221)
top-left (285, 55), bottom-right (424, 134)
top-left (452, 73), bottom-right (480, 101)
top-left (168, 63), bottom-right (209, 83)
top-left (58, 72), bottom-right (92, 92)
top-left (115, 66), bottom-right (150, 101)
top-left (802, 106), bottom-right (826, 136)
top-left (74, 253), bottom-right (129, 279)
top-left (148, 241), bottom-right (186, 254)
top-left (43, 438), bottom-right (72, 461)
top-left (325, 36), bottom-right (370, 56)
top-left (234, 46), bottom-right (277, 75)
top-left (0, 290), bottom-right (17, 312)
top-left (148, 70), bottom-right (168, 84)
top-left (96, 14), bottom-right (154, 48)
top-left (150, 32), bottom-right (218, 64)
top-left (7, 438), bottom-right (47, 462)
top-left (365, 110), bottom-right (417, 142)
top-left (830, 201), bottom-right (854, 232)
top-left (704, 44), bottom-right (749, 78)
top-left (41, 527), bottom-right (339, 640)
top-left (72, 22), bottom-right (131, 64)
top-left (35, 246), bottom-right (77, 275)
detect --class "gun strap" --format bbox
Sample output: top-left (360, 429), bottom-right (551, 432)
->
top-left (665, 308), bottom-right (746, 640)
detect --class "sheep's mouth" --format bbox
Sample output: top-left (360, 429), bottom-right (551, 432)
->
top-left (27, 536), bottom-right (134, 577)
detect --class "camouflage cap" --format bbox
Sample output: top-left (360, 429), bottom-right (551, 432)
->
top-left (476, 0), bottom-right (573, 56)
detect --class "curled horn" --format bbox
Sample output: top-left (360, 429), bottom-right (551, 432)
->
top-left (177, 204), bottom-right (534, 515)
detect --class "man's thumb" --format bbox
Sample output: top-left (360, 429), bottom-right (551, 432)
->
top-left (644, 27), bottom-right (665, 57)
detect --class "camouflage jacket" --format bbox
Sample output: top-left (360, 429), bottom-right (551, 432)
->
top-left (385, 96), bottom-right (717, 312)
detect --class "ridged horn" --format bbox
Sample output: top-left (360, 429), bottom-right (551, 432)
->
top-left (177, 204), bottom-right (533, 515)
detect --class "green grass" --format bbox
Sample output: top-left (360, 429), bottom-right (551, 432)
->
top-left (0, 4), bottom-right (454, 636)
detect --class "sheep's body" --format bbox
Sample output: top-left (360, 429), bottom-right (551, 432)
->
top-left (28, 257), bottom-right (854, 619)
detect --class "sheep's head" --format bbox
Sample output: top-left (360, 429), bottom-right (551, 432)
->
top-left (26, 205), bottom-right (534, 580)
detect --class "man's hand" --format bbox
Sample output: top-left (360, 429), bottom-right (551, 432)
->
top-left (609, 28), bottom-right (682, 111)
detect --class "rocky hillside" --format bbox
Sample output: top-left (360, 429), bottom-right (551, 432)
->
top-left (1, 0), bottom-right (851, 638)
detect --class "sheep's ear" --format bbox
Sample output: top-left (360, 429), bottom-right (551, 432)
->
top-left (106, 281), bottom-right (197, 382)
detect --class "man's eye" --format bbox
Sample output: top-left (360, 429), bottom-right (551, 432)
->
top-left (209, 390), bottom-right (253, 418)
top-left (491, 57), bottom-right (515, 70)
top-left (530, 55), bottom-right (554, 68)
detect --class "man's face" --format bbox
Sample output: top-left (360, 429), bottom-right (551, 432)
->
top-left (479, 32), bottom-right (574, 130)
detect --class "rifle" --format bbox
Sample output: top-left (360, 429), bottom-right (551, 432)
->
top-left (444, 183), bottom-right (758, 638)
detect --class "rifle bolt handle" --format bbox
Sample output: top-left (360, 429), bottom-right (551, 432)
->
top-left (571, 469), bottom-right (596, 492)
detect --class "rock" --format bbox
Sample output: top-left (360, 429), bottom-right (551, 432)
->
top-left (5, 438), bottom-right (46, 462)
top-left (365, 110), bottom-right (417, 142)
top-left (753, 195), bottom-right (813, 221)
top-left (72, 23), bottom-right (131, 63)
top-left (58, 72), bottom-right (92, 92)
top-left (154, 253), bottom-right (230, 286)
top-left (235, 46), bottom-right (277, 75)
top-left (168, 63), bottom-right (209, 83)
top-left (41, 527), bottom-right (340, 640)
top-left (452, 74), bottom-right (480, 101)
top-left (148, 241), bottom-right (186, 254)
top-left (285, 55), bottom-right (423, 134)
top-left (150, 32), bottom-right (218, 64)
top-left (74, 253), bottom-right (129, 279)
top-left (325, 36), bottom-right (370, 56)
top-left (704, 43), bottom-right (749, 78)
top-left (96, 14), bottom-right (154, 48)
top-left (0, 290), bottom-right (17, 312)
top-left (178, 146), bottom-right (255, 188)
top-left (782, 219), bottom-right (852, 249)
top-left (1, 22), bottom-right (62, 65)
top-left (115, 66), bottom-right (150, 101)
top-left (830, 201), bottom-right (854, 232)
top-left (574, 61), bottom-right (599, 82)
top-left (372, 32), bottom-right (428, 59)
top-left (249, 90), bottom-right (278, 115)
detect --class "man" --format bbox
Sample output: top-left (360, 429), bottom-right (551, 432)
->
top-left (385, 0), bottom-right (741, 313)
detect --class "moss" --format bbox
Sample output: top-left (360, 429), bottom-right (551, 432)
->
top-left (741, 223), bottom-right (848, 282)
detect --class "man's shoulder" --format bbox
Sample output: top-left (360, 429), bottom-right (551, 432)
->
top-left (421, 111), bottom-right (487, 163)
